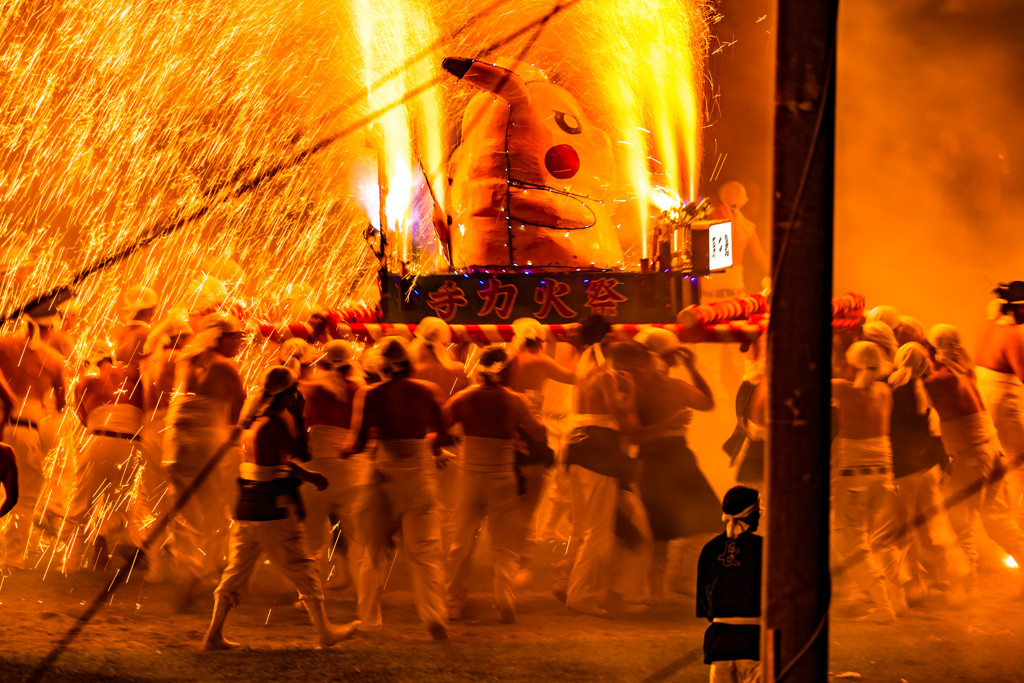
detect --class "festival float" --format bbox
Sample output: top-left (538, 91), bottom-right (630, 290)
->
top-left (256, 56), bottom-right (764, 349)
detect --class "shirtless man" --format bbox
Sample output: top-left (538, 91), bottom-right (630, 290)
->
top-left (165, 313), bottom-right (246, 603)
top-left (975, 281), bottom-right (1024, 523)
top-left (410, 317), bottom-right (468, 397)
top-left (444, 345), bottom-right (546, 624)
top-left (723, 334), bottom-right (767, 486)
top-left (116, 286), bottom-right (159, 367)
top-left (831, 341), bottom-right (904, 622)
top-left (345, 336), bottom-right (450, 640)
top-left (67, 342), bottom-right (146, 568)
top-left (888, 342), bottom-right (970, 603)
top-left (0, 318), bottom-right (66, 568)
top-left (409, 317), bottom-right (468, 555)
top-left (633, 328), bottom-right (716, 601)
top-left (924, 324), bottom-right (1024, 595)
top-left (135, 311), bottom-right (192, 578)
top-left (203, 365), bottom-right (360, 650)
top-left (300, 340), bottom-right (368, 591)
top-left (505, 317), bottom-right (575, 584)
top-left (25, 300), bottom-right (75, 358)
top-left (564, 337), bottom-right (656, 616)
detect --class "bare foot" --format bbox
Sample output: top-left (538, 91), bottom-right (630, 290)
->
top-left (202, 632), bottom-right (240, 650)
top-left (319, 620), bottom-right (361, 647)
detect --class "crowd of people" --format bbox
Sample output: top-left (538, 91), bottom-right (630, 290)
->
top-left (0, 289), bottom-right (735, 649)
top-left (2, 277), bottom-right (1024, 681)
top-left (830, 285), bottom-right (1024, 625)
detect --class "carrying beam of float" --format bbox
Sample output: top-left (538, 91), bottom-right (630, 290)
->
top-left (0, 0), bottom-right (584, 328)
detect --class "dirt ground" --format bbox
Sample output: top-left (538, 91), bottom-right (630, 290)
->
top-left (1, 539), bottom-right (1022, 683)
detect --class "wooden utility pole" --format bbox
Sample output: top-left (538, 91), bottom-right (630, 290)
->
top-left (763, 1), bottom-right (838, 682)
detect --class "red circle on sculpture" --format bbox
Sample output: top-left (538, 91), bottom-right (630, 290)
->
top-left (545, 144), bottom-right (580, 179)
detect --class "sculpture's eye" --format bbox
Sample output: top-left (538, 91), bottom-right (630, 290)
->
top-left (554, 111), bottom-right (582, 135)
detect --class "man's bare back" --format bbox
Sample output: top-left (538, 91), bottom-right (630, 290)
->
top-left (976, 317), bottom-right (1024, 378)
top-left (575, 360), bottom-right (636, 432)
top-left (832, 379), bottom-right (891, 439)
top-left (508, 353), bottom-right (575, 395)
top-left (301, 379), bottom-right (361, 428)
top-left (413, 361), bottom-right (467, 399)
top-left (177, 352), bottom-right (245, 424)
top-left (923, 364), bottom-right (985, 422)
top-left (0, 335), bottom-right (66, 413)
top-left (350, 378), bottom-right (445, 449)
top-left (445, 385), bottom-right (544, 441)
top-left (76, 364), bottom-right (144, 425)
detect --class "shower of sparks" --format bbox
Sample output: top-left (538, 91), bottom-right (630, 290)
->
top-left (0, 0), bottom-right (713, 571)
top-left (1005, 555), bottom-right (1019, 570)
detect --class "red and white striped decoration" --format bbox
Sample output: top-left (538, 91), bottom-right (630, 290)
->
top-left (330, 321), bottom-right (766, 345)
top-left (252, 291), bottom-right (870, 347)
top-left (677, 294), bottom-right (768, 328)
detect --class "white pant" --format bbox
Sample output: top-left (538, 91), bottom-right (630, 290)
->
top-left (133, 410), bottom-right (170, 548)
top-left (516, 462), bottom-right (548, 565)
top-left (833, 474), bottom-right (903, 594)
top-left (214, 508), bottom-right (323, 607)
top-left (895, 465), bottom-right (969, 586)
top-left (566, 465), bottom-right (652, 610)
top-left (977, 367), bottom-right (1024, 524)
top-left (165, 425), bottom-right (238, 581)
top-left (977, 368), bottom-right (1024, 464)
top-left (303, 457), bottom-right (369, 586)
top-left (447, 468), bottom-right (523, 616)
top-left (355, 455), bottom-right (447, 629)
top-left (67, 434), bottom-right (142, 559)
top-left (945, 441), bottom-right (1024, 568)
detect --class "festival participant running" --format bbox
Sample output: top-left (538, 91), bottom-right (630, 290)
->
top-left (410, 316), bottom-right (468, 397)
top-left (888, 342), bottom-right (970, 603)
top-left (831, 341), bottom-right (904, 622)
top-left (0, 317), bottom-right (66, 568)
top-left (345, 336), bottom-right (451, 640)
top-left (444, 345), bottom-right (546, 624)
top-left (409, 317), bottom-right (467, 555)
top-left (975, 281), bottom-right (1024, 524)
top-left (565, 337), bottom-right (661, 616)
top-left (697, 485), bottom-right (763, 683)
top-left (203, 366), bottom-right (360, 650)
top-left (924, 324), bottom-right (1024, 595)
top-left (115, 286), bottom-right (159, 367)
top-left (633, 327), bottom-right (716, 602)
top-left (300, 340), bottom-right (369, 591)
top-left (505, 317), bottom-right (575, 585)
top-left (135, 310), bottom-right (192, 579)
top-left (723, 334), bottom-right (767, 487)
top-left (165, 313), bottom-right (246, 606)
top-left (66, 343), bottom-right (145, 567)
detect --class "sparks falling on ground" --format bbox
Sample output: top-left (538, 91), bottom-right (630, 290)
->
top-left (0, 0), bottom-right (713, 572)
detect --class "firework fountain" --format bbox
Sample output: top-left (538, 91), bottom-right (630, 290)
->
top-left (0, 0), bottom-right (715, 572)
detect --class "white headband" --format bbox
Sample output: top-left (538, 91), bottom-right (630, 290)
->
top-left (722, 501), bottom-right (760, 538)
